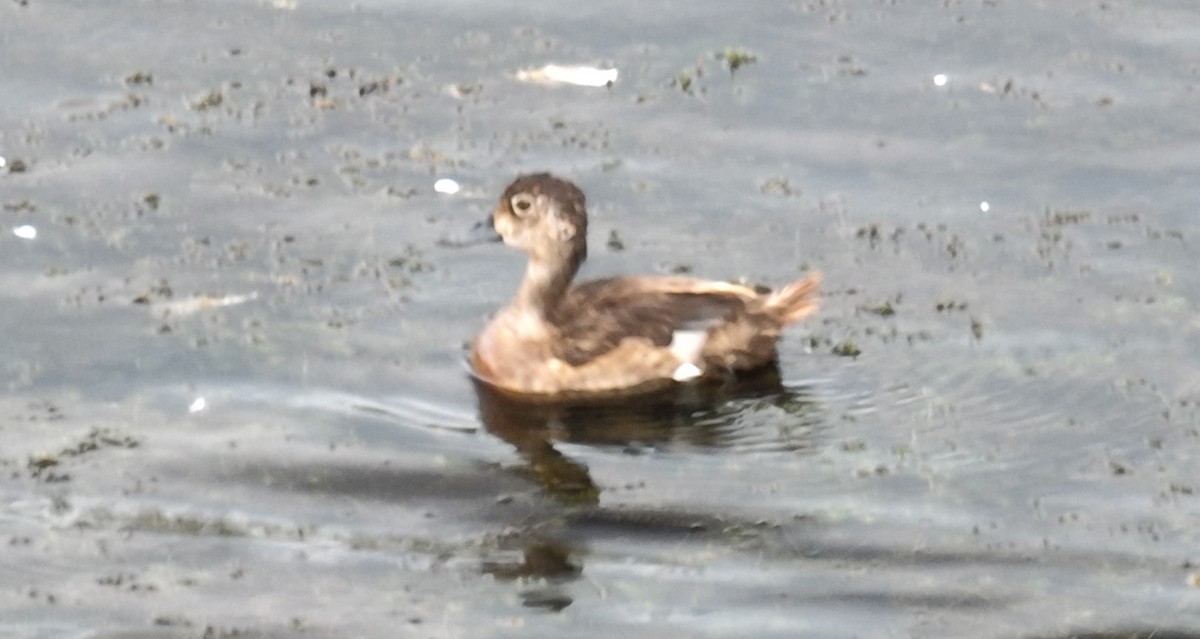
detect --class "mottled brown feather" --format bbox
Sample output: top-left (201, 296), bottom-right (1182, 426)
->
top-left (550, 277), bottom-right (751, 366)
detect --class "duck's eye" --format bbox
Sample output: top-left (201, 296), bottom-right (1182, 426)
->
top-left (511, 195), bottom-right (534, 215)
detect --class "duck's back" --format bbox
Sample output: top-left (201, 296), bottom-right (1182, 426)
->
top-left (549, 276), bottom-right (758, 368)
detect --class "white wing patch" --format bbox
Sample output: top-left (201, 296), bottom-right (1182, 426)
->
top-left (668, 329), bottom-right (707, 381)
top-left (672, 362), bottom-right (703, 381)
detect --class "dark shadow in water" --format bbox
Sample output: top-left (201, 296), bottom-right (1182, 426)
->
top-left (481, 537), bottom-right (581, 611)
top-left (471, 364), bottom-right (820, 503)
top-left (481, 538), bottom-right (581, 582)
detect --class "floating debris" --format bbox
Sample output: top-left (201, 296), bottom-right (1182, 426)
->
top-left (0, 156), bottom-right (6, 169)
top-left (446, 84), bottom-right (479, 100)
top-left (191, 89), bottom-right (224, 111)
top-left (672, 70), bottom-right (697, 94)
top-left (980, 201), bottom-right (990, 212)
top-left (933, 73), bottom-right (949, 87)
top-left (434, 178), bottom-right (461, 195)
top-left (606, 229), bottom-right (625, 251)
top-left (125, 71), bottom-right (153, 86)
top-left (760, 177), bottom-right (797, 196)
top-left (832, 340), bottom-right (862, 358)
top-left (864, 301), bottom-right (896, 317)
top-left (716, 48), bottom-right (757, 74)
top-left (154, 292), bottom-right (258, 317)
top-left (13, 224), bottom-right (37, 240)
top-left (516, 64), bottom-right (617, 88)
top-left (188, 397), bottom-right (208, 413)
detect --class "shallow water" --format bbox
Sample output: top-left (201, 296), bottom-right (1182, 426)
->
top-left (2, 0), bottom-right (1199, 637)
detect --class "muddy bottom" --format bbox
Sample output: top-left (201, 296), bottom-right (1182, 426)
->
top-left (2, 0), bottom-right (1198, 637)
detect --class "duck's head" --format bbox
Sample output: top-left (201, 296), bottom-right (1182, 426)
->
top-left (492, 173), bottom-right (588, 270)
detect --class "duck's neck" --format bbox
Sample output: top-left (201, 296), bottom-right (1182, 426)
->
top-left (513, 260), bottom-right (572, 317)
top-left (511, 248), bottom-right (582, 320)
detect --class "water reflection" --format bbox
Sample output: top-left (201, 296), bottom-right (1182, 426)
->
top-left (472, 365), bottom-right (824, 503)
top-left (481, 537), bottom-right (581, 611)
top-left (472, 368), bottom-right (825, 611)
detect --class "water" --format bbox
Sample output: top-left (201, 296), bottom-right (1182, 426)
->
top-left (2, 0), bottom-right (1198, 637)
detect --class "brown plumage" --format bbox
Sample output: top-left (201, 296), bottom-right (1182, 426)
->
top-left (471, 173), bottom-right (820, 398)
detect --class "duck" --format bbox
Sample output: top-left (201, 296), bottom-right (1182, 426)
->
top-left (470, 173), bottom-right (820, 399)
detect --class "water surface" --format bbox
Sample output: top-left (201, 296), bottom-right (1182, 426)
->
top-left (2, 0), bottom-right (1198, 637)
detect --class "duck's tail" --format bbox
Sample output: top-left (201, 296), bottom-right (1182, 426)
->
top-left (764, 273), bottom-right (821, 326)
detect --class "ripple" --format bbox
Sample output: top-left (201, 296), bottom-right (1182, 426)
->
top-left (471, 371), bottom-right (832, 456)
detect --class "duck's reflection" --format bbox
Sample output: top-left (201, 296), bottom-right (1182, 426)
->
top-left (473, 364), bottom-right (817, 503)
top-left (481, 537), bottom-right (581, 581)
top-left (471, 366), bottom-right (823, 608)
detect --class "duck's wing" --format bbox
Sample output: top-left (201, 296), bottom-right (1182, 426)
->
top-left (550, 276), bottom-right (758, 367)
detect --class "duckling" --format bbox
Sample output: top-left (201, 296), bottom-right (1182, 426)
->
top-left (471, 173), bottom-right (820, 398)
